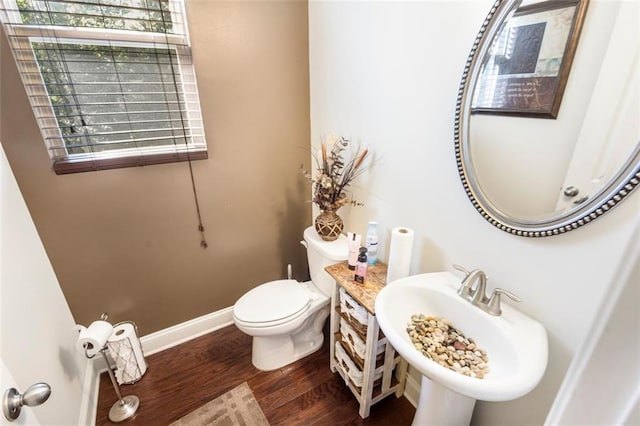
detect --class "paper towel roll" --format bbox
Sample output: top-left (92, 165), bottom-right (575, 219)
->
top-left (77, 320), bottom-right (113, 357)
top-left (107, 322), bottom-right (147, 385)
top-left (386, 227), bottom-right (415, 284)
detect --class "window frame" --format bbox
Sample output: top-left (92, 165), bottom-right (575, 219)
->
top-left (1, 0), bottom-right (207, 174)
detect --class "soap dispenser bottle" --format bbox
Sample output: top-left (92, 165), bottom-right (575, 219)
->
top-left (365, 221), bottom-right (378, 266)
top-left (354, 247), bottom-right (368, 284)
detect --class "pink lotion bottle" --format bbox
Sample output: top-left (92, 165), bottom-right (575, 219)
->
top-left (354, 247), bottom-right (368, 284)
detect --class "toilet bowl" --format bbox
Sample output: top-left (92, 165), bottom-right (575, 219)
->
top-left (232, 227), bottom-right (348, 371)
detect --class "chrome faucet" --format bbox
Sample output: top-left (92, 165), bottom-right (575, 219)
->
top-left (452, 264), bottom-right (521, 316)
top-left (453, 264), bottom-right (487, 302)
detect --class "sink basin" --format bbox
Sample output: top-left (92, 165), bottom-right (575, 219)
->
top-left (375, 271), bottom-right (548, 406)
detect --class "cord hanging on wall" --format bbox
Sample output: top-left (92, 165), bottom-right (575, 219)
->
top-left (157, 0), bottom-right (209, 249)
top-left (190, 162), bottom-right (208, 249)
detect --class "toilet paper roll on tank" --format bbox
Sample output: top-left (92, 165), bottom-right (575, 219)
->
top-left (386, 227), bottom-right (415, 284)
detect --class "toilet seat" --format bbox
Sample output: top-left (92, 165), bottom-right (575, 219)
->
top-left (233, 280), bottom-right (311, 328)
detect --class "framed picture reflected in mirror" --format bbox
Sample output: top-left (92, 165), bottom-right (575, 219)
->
top-left (471, 0), bottom-right (589, 118)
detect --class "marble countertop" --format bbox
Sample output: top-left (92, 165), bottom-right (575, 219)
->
top-left (325, 261), bottom-right (388, 314)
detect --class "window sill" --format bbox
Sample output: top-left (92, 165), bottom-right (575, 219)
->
top-left (53, 150), bottom-right (208, 175)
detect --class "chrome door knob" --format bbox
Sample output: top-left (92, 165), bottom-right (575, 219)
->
top-left (563, 186), bottom-right (580, 197)
top-left (3, 383), bottom-right (51, 421)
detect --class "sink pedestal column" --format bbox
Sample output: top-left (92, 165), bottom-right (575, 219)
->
top-left (413, 375), bottom-right (476, 426)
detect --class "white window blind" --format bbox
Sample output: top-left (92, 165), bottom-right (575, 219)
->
top-left (0, 0), bottom-right (207, 174)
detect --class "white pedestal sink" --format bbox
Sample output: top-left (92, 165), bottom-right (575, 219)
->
top-left (375, 272), bottom-right (548, 425)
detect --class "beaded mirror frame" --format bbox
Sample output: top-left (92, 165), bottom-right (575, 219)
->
top-left (454, 0), bottom-right (640, 237)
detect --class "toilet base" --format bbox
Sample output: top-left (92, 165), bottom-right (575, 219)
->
top-left (251, 305), bottom-right (330, 371)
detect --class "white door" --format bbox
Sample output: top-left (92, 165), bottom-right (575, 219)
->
top-left (1, 146), bottom-right (89, 425)
top-left (546, 215), bottom-right (640, 425)
top-left (556, 1), bottom-right (639, 210)
top-left (1, 358), bottom-right (40, 426)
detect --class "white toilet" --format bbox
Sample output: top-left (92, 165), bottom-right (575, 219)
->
top-left (233, 226), bottom-right (348, 371)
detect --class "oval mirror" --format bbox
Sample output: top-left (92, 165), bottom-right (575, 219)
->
top-left (455, 0), bottom-right (640, 237)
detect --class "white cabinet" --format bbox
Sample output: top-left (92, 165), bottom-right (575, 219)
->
top-left (326, 261), bottom-right (407, 418)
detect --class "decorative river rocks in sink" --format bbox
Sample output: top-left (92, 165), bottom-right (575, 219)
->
top-left (407, 314), bottom-right (489, 379)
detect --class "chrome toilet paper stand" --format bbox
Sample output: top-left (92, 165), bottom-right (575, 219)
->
top-left (82, 314), bottom-right (140, 423)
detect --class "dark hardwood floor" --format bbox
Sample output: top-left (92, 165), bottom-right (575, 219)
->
top-left (96, 325), bottom-right (416, 425)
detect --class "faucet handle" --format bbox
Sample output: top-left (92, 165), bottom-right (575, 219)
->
top-left (452, 264), bottom-right (470, 276)
top-left (453, 264), bottom-right (490, 281)
top-left (486, 288), bottom-right (521, 316)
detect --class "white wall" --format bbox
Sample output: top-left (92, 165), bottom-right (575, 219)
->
top-left (308, 1), bottom-right (640, 425)
top-left (0, 145), bottom-right (88, 425)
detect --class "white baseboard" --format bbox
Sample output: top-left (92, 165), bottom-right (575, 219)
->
top-left (81, 306), bottom-right (235, 425)
top-left (77, 357), bottom-right (100, 426)
top-left (140, 307), bottom-right (234, 355)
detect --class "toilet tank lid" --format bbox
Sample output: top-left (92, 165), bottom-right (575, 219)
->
top-left (303, 226), bottom-right (348, 261)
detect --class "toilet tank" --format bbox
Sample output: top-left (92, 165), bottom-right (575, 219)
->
top-left (303, 226), bottom-right (348, 296)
